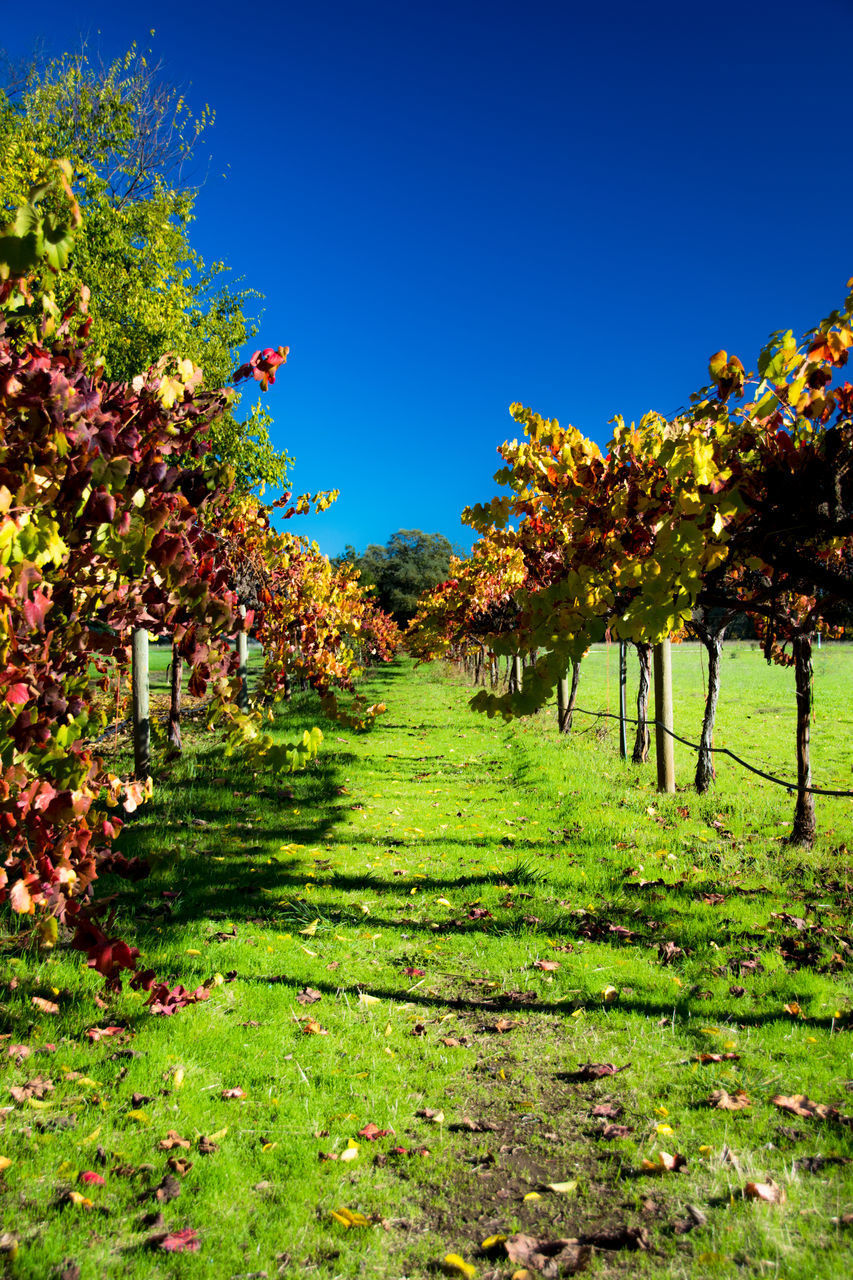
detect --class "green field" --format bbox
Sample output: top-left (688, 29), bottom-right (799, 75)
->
top-left (2, 646), bottom-right (852, 1279)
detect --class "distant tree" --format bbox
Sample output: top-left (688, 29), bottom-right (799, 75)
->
top-left (337, 530), bottom-right (456, 624)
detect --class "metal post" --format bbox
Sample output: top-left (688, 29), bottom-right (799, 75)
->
top-left (619, 641), bottom-right (628, 759)
top-left (512, 654), bottom-right (523, 695)
top-left (131, 627), bottom-right (150, 780)
top-left (653, 639), bottom-right (675, 793)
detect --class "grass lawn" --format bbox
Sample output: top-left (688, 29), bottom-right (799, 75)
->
top-left (2, 645), bottom-right (853, 1279)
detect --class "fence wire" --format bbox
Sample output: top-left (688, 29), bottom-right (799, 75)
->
top-left (569, 704), bottom-right (853, 798)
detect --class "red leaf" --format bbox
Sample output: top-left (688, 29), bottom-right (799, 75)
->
top-left (154, 1228), bottom-right (200, 1253)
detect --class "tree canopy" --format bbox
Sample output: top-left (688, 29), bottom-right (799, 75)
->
top-left (0, 43), bottom-right (291, 493)
top-left (336, 529), bottom-right (457, 624)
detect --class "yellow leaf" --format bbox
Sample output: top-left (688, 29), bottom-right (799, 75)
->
top-left (443, 1253), bottom-right (477, 1279)
top-left (545, 1180), bottom-right (577, 1195)
top-left (358, 991), bottom-right (380, 1007)
top-left (185, 949), bottom-right (201, 957)
top-left (481, 1234), bottom-right (507, 1250)
top-left (0, 1157), bottom-right (11, 1172)
top-left (329, 1206), bottom-right (370, 1228)
top-left (208, 1127), bottom-right (228, 1141)
top-left (172, 1068), bottom-right (185, 1089)
top-left (80, 1126), bottom-right (102, 1145)
top-left (299, 919), bottom-right (319, 937)
top-left (340, 1147), bottom-right (358, 1162)
top-left (66, 1191), bottom-right (93, 1208)
top-left (523, 1191), bottom-right (541, 1202)
top-left (261, 1142), bottom-right (277, 1152)
top-left (126, 1109), bottom-right (150, 1124)
top-left (602, 985), bottom-right (619, 1002)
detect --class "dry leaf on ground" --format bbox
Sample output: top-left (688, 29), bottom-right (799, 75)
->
top-left (504, 1233), bottom-right (591, 1277)
top-left (708, 1089), bottom-right (751, 1110)
top-left (745, 1179), bottom-right (786, 1204)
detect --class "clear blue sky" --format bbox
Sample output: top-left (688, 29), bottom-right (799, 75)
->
top-left (4, 0), bottom-right (853, 557)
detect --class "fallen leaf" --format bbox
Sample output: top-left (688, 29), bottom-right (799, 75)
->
top-left (197, 1137), bottom-right (218, 1155)
top-left (158, 1131), bottom-right (191, 1151)
top-left (301, 1019), bottom-right (328, 1035)
top-left (9, 1075), bottom-right (54, 1102)
top-left (358, 991), bottom-right (381, 1007)
top-left (152, 1228), bottom-right (200, 1252)
top-left (695, 1052), bottom-right (740, 1064)
top-left (771, 1093), bottom-right (850, 1124)
top-left (85, 1026), bottom-right (125, 1043)
top-left (641, 1151), bottom-right (687, 1174)
top-left (221, 1087), bottom-right (246, 1100)
top-left (601, 1124), bottom-right (633, 1139)
top-left (299, 920), bottom-right (319, 937)
top-left (744, 1179), bottom-right (786, 1204)
top-left (504, 1233), bottom-right (591, 1277)
top-left (416, 1108), bottom-right (445, 1125)
top-left (442, 1253), bottom-right (477, 1278)
top-left (154, 1174), bottom-right (181, 1203)
top-left (707, 1089), bottom-right (751, 1111)
top-left (591, 1103), bottom-right (623, 1119)
top-left (573, 1062), bottom-right (630, 1080)
top-left (358, 1123), bottom-right (395, 1140)
top-left (78, 1171), bottom-right (104, 1186)
top-left (403, 967), bottom-right (425, 977)
top-left (6, 1045), bottom-right (30, 1063)
top-left (31, 996), bottom-right (60, 1014)
top-left (296, 987), bottom-right (322, 1005)
top-left (0, 1157), bottom-right (12, 1172)
top-left (544, 1180), bottom-right (578, 1195)
top-left (167, 1157), bottom-right (193, 1176)
top-left (329, 1206), bottom-right (370, 1228)
top-left (64, 1191), bottom-right (93, 1209)
top-left (340, 1147), bottom-right (358, 1162)
top-left (533, 959), bottom-right (560, 972)
top-left (126, 1109), bottom-right (150, 1124)
top-left (480, 1018), bottom-right (518, 1034)
top-left (451, 1116), bottom-right (499, 1133)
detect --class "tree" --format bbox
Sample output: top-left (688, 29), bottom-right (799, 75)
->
top-left (341, 530), bottom-right (457, 624)
top-left (0, 42), bottom-right (290, 494)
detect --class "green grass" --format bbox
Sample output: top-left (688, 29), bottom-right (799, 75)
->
top-left (2, 645), bottom-right (853, 1279)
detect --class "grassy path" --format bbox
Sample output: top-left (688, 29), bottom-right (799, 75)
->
top-left (2, 655), bottom-right (853, 1278)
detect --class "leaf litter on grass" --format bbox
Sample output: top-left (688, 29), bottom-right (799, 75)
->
top-left (5, 652), bottom-right (853, 1278)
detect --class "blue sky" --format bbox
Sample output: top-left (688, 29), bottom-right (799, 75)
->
top-left (4, 0), bottom-right (853, 557)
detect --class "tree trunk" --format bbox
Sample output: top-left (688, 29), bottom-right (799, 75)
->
top-left (695, 632), bottom-right (723, 793)
top-left (167, 642), bottom-right (182, 752)
top-left (633, 642), bottom-right (652, 763)
top-left (791, 634), bottom-right (816, 846)
top-left (557, 668), bottom-right (570, 733)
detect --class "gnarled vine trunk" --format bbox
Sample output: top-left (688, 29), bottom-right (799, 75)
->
top-left (632, 642), bottom-right (651, 763)
top-left (791, 634), bottom-right (816, 846)
top-left (168, 642), bottom-right (182, 751)
top-left (557, 659), bottom-right (582, 735)
top-left (695, 632), bottom-right (724, 793)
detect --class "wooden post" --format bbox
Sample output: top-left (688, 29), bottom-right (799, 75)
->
top-left (131, 627), bottom-right (150, 780)
top-left (512, 655), bottom-right (523, 694)
top-left (618, 641), bottom-right (627, 759)
top-left (237, 608), bottom-right (249, 713)
top-left (653, 639), bottom-right (675, 793)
